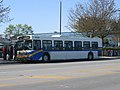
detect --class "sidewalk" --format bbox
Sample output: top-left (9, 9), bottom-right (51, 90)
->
top-left (101, 56), bottom-right (120, 59)
top-left (0, 58), bottom-right (17, 64)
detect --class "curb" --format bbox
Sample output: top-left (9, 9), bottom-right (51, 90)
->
top-left (0, 57), bottom-right (119, 64)
top-left (0, 58), bottom-right (17, 64)
top-left (101, 56), bottom-right (120, 59)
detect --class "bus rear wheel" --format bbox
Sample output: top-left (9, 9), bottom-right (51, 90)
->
top-left (42, 54), bottom-right (50, 62)
top-left (88, 52), bottom-right (93, 60)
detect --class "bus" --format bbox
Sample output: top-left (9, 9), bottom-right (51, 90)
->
top-left (15, 32), bottom-right (102, 62)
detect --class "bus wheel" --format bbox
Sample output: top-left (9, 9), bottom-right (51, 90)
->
top-left (88, 52), bottom-right (93, 60)
top-left (42, 54), bottom-right (50, 62)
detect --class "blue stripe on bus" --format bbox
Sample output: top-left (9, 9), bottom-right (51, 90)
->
top-left (28, 50), bottom-right (44, 60)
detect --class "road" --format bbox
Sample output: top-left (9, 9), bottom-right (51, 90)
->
top-left (0, 58), bottom-right (120, 90)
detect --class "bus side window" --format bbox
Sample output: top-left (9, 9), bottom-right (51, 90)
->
top-left (64, 41), bottom-right (73, 51)
top-left (92, 42), bottom-right (98, 50)
top-left (54, 40), bottom-right (63, 51)
top-left (83, 41), bottom-right (90, 50)
top-left (74, 41), bottom-right (82, 51)
top-left (42, 40), bottom-right (52, 50)
top-left (33, 40), bottom-right (41, 50)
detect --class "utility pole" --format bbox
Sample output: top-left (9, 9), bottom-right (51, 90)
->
top-left (59, 1), bottom-right (62, 35)
top-left (118, 10), bottom-right (120, 47)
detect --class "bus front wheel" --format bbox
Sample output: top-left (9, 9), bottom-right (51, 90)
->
top-left (88, 52), bottom-right (93, 60)
top-left (42, 53), bottom-right (50, 62)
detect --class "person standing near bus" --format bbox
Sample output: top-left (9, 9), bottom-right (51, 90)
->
top-left (14, 43), bottom-right (17, 60)
top-left (10, 45), bottom-right (13, 59)
top-left (2, 45), bottom-right (7, 60)
top-left (8, 45), bottom-right (13, 60)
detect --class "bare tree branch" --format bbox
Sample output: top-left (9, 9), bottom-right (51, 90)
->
top-left (68, 0), bottom-right (118, 42)
top-left (0, 0), bottom-right (11, 24)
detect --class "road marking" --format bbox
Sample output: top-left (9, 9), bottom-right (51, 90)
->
top-left (0, 71), bottom-right (119, 87)
top-left (74, 65), bottom-right (120, 73)
top-left (0, 84), bottom-right (16, 87)
top-left (27, 75), bottom-right (74, 79)
top-left (26, 70), bottom-right (120, 80)
top-left (0, 76), bottom-right (24, 81)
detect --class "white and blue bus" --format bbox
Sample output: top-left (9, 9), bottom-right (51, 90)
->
top-left (15, 32), bottom-right (102, 62)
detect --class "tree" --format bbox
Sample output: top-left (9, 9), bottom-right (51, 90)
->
top-left (110, 18), bottom-right (120, 45)
top-left (0, 0), bottom-right (11, 25)
top-left (4, 24), bottom-right (15, 38)
top-left (21, 24), bottom-right (33, 35)
top-left (4, 24), bottom-right (34, 39)
top-left (111, 19), bottom-right (120, 35)
top-left (68, 0), bottom-right (118, 43)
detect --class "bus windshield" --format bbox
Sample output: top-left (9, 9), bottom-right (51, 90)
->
top-left (16, 40), bottom-right (32, 50)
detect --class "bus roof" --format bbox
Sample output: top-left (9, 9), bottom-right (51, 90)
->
top-left (31, 32), bottom-right (90, 38)
top-left (32, 32), bottom-right (101, 39)
top-left (17, 32), bottom-right (102, 41)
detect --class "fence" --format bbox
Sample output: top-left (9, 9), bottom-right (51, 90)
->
top-left (103, 47), bottom-right (120, 56)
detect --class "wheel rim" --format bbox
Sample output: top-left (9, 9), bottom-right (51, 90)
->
top-left (88, 54), bottom-right (93, 60)
top-left (43, 55), bottom-right (49, 62)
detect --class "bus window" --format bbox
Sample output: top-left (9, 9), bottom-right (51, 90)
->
top-left (25, 40), bottom-right (32, 48)
top-left (92, 42), bottom-right (98, 50)
top-left (42, 40), bottom-right (52, 50)
top-left (54, 40), bottom-right (63, 51)
top-left (64, 41), bottom-right (73, 50)
top-left (17, 40), bottom-right (32, 50)
top-left (83, 41), bottom-right (90, 50)
top-left (33, 40), bottom-right (41, 50)
top-left (74, 41), bottom-right (82, 50)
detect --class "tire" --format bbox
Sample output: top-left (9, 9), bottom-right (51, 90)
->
top-left (88, 53), bottom-right (93, 60)
top-left (42, 54), bottom-right (50, 62)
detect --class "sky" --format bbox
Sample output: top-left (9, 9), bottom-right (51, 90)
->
top-left (1, 0), bottom-right (120, 34)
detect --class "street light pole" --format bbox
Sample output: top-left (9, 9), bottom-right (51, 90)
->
top-left (118, 10), bottom-right (120, 47)
top-left (59, 1), bottom-right (62, 35)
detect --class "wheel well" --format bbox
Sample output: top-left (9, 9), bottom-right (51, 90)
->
top-left (88, 52), bottom-right (93, 56)
top-left (43, 52), bottom-right (50, 59)
top-left (88, 52), bottom-right (94, 59)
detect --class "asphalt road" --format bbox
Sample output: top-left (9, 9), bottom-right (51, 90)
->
top-left (0, 58), bottom-right (120, 90)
